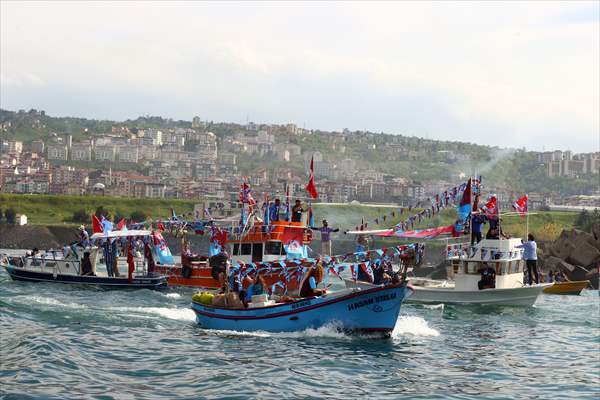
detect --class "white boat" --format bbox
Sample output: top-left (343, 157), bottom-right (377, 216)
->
top-left (346, 238), bottom-right (552, 307)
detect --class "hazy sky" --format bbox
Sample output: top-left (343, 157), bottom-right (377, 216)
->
top-left (1, 1), bottom-right (598, 152)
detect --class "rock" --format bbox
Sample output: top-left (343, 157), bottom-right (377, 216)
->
top-left (413, 266), bottom-right (435, 278)
top-left (544, 256), bottom-right (564, 271)
top-left (567, 241), bottom-right (600, 267)
top-left (585, 268), bottom-right (599, 290)
top-left (563, 264), bottom-right (590, 281)
top-left (549, 239), bottom-right (576, 260)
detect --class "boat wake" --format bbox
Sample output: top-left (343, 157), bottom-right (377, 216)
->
top-left (392, 315), bottom-right (439, 337)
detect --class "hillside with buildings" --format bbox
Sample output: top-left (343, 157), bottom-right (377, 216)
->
top-left (1, 108), bottom-right (598, 213)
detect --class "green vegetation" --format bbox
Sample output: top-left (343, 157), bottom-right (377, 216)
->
top-left (0, 194), bottom-right (197, 225)
top-left (0, 194), bottom-right (578, 242)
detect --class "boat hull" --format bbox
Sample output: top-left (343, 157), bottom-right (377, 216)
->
top-left (408, 283), bottom-right (552, 306)
top-left (191, 284), bottom-right (412, 334)
top-left (543, 281), bottom-right (589, 295)
top-left (344, 279), bottom-right (550, 307)
top-left (3, 265), bottom-right (168, 290)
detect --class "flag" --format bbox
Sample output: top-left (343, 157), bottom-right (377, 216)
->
top-left (281, 227), bottom-right (304, 246)
top-left (117, 218), bottom-right (126, 231)
top-left (512, 195), bottom-right (528, 218)
top-left (101, 217), bottom-right (113, 235)
top-left (457, 178), bottom-right (472, 222)
top-left (127, 239), bottom-right (135, 283)
top-left (92, 214), bottom-right (103, 234)
top-left (305, 156), bottom-right (318, 199)
top-left (481, 195), bottom-right (498, 217)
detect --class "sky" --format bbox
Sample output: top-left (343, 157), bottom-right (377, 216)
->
top-left (1, 1), bottom-right (598, 152)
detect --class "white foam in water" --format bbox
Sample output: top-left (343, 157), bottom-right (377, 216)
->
top-left (25, 296), bottom-right (86, 310)
top-left (210, 322), bottom-right (350, 340)
top-left (164, 293), bottom-right (181, 299)
top-left (392, 315), bottom-right (440, 337)
top-left (112, 306), bottom-right (196, 322)
top-left (423, 303), bottom-right (445, 310)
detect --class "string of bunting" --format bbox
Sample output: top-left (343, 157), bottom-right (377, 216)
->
top-left (227, 243), bottom-right (425, 294)
top-left (355, 178), bottom-right (482, 231)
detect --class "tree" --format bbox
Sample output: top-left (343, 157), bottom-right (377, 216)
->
top-left (130, 210), bottom-right (147, 223)
top-left (574, 209), bottom-right (591, 232)
top-left (5, 208), bottom-right (16, 225)
top-left (95, 206), bottom-right (109, 219)
top-left (71, 209), bottom-right (89, 223)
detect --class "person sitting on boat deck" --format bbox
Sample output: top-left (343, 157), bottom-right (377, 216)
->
top-left (300, 263), bottom-right (326, 297)
top-left (80, 252), bottom-right (94, 276)
top-left (243, 273), bottom-right (267, 304)
top-left (548, 270), bottom-right (555, 283)
top-left (471, 213), bottom-right (487, 245)
top-left (78, 225), bottom-right (90, 247)
top-left (517, 233), bottom-right (538, 285)
top-left (291, 199), bottom-right (305, 222)
top-left (554, 270), bottom-right (566, 282)
top-left (310, 219), bottom-right (339, 256)
top-left (477, 263), bottom-right (496, 290)
top-left (209, 252), bottom-right (229, 287)
top-left (269, 198), bottom-right (282, 221)
top-left (372, 261), bottom-right (392, 285)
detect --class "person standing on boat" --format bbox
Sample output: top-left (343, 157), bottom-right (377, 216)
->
top-left (269, 198), bottom-right (282, 221)
top-left (291, 199), bottom-right (305, 222)
top-left (471, 213), bottom-right (487, 244)
top-left (310, 219), bottom-right (339, 256)
top-left (78, 225), bottom-right (90, 247)
top-left (517, 234), bottom-right (538, 285)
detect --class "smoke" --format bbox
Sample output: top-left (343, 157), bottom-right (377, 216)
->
top-left (455, 148), bottom-right (517, 183)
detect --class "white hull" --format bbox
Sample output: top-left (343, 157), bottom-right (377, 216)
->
top-left (344, 279), bottom-right (552, 307)
top-left (408, 283), bottom-right (552, 306)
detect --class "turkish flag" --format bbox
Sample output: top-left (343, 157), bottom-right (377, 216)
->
top-left (512, 195), bottom-right (528, 218)
top-left (305, 156), bottom-right (318, 199)
top-left (92, 214), bottom-right (103, 234)
top-left (281, 227), bottom-right (304, 246)
top-left (117, 218), bottom-right (126, 231)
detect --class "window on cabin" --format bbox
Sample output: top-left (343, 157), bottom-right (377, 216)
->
top-left (241, 243), bottom-right (252, 255)
top-left (265, 241), bottom-right (282, 255)
top-left (252, 243), bottom-right (263, 262)
top-left (232, 243), bottom-right (240, 256)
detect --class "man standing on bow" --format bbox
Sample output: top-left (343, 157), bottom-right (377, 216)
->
top-left (310, 219), bottom-right (339, 256)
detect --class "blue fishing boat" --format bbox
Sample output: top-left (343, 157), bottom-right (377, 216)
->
top-left (191, 283), bottom-right (413, 335)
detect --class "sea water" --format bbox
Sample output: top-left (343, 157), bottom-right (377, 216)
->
top-left (0, 255), bottom-right (599, 399)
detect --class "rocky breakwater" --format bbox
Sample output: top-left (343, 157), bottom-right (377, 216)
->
top-left (0, 225), bottom-right (78, 250)
top-left (538, 229), bottom-right (600, 289)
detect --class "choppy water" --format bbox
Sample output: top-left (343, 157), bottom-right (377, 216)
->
top-left (1, 259), bottom-right (599, 399)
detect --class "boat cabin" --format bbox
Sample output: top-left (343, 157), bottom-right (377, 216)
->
top-left (227, 220), bottom-right (312, 263)
top-left (447, 238), bottom-right (526, 291)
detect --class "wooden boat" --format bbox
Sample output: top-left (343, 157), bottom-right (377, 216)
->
top-left (191, 282), bottom-right (413, 335)
top-left (543, 280), bottom-right (589, 295)
top-left (346, 238), bottom-right (551, 306)
top-left (1, 229), bottom-right (168, 290)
